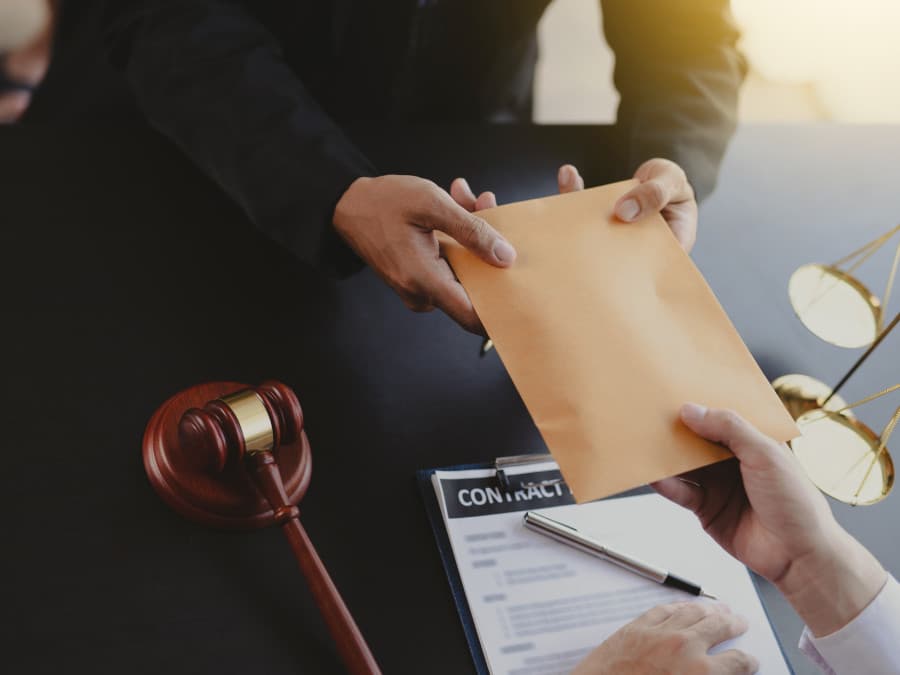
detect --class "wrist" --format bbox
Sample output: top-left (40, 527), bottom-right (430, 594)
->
top-left (777, 525), bottom-right (886, 637)
top-left (327, 176), bottom-right (372, 278)
top-left (333, 176), bottom-right (371, 227)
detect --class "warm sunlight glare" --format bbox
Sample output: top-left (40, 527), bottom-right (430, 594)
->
top-left (733, 0), bottom-right (900, 122)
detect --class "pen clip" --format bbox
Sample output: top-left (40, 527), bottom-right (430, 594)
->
top-left (524, 511), bottom-right (579, 534)
top-left (494, 453), bottom-right (557, 491)
top-left (523, 511), bottom-right (604, 555)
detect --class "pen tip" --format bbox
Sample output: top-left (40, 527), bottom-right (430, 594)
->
top-left (480, 338), bottom-right (494, 356)
top-left (700, 591), bottom-right (718, 600)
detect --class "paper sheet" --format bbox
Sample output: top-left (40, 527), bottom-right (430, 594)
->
top-left (433, 463), bottom-right (791, 675)
top-left (444, 182), bottom-right (799, 502)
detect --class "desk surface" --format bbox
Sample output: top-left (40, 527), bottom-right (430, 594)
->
top-left (3, 124), bottom-right (899, 674)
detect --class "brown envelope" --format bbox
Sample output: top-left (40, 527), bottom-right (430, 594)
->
top-left (444, 180), bottom-right (799, 502)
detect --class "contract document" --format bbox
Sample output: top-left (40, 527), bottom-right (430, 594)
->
top-left (424, 459), bottom-right (791, 675)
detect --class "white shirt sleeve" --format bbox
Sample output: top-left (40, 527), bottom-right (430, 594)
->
top-left (798, 575), bottom-right (900, 674)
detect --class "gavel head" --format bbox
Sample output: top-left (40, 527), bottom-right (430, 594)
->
top-left (142, 380), bottom-right (312, 529)
top-left (178, 381), bottom-right (305, 472)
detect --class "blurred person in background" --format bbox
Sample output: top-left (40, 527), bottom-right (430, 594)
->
top-left (0, 0), bottom-right (56, 122)
top-left (101, 1), bottom-right (746, 334)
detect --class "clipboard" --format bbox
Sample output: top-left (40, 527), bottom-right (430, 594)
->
top-left (416, 454), bottom-right (650, 675)
top-left (417, 455), bottom-right (795, 675)
top-left (418, 461), bottom-right (494, 675)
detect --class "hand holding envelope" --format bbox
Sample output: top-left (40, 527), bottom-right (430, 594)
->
top-left (444, 180), bottom-right (799, 502)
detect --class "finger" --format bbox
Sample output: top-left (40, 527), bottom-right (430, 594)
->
top-left (662, 602), bottom-right (714, 630)
top-left (691, 611), bottom-right (749, 648)
top-left (434, 283), bottom-right (484, 335)
top-left (634, 603), bottom-right (682, 627)
top-left (669, 217), bottom-right (697, 253)
top-left (558, 164), bottom-right (584, 194)
top-left (0, 91), bottom-right (31, 123)
top-left (708, 649), bottom-right (760, 674)
top-left (450, 177), bottom-right (477, 211)
top-left (651, 476), bottom-right (705, 513)
top-left (614, 161), bottom-right (690, 222)
top-left (401, 296), bottom-right (435, 313)
top-left (614, 178), bottom-right (673, 222)
top-left (419, 187), bottom-right (516, 267)
top-left (425, 259), bottom-right (485, 335)
top-left (680, 404), bottom-right (779, 461)
top-left (475, 191), bottom-right (497, 210)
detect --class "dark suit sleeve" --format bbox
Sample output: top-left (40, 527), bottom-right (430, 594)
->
top-left (601, 0), bottom-right (747, 201)
top-left (102, 0), bottom-right (372, 276)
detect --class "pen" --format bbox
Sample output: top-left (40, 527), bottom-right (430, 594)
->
top-left (480, 338), bottom-right (494, 357)
top-left (523, 511), bottom-right (717, 600)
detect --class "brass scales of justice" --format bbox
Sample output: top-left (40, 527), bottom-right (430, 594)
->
top-left (773, 223), bottom-right (900, 505)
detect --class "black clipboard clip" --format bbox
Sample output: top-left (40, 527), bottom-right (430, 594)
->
top-left (494, 453), bottom-right (563, 491)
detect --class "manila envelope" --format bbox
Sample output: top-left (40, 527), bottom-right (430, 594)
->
top-left (444, 180), bottom-right (799, 502)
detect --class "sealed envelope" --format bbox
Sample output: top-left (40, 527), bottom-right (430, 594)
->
top-left (444, 180), bottom-right (799, 502)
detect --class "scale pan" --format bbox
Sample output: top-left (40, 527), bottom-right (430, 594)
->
top-left (792, 410), bottom-right (894, 505)
top-left (772, 373), bottom-right (852, 421)
top-left (788, 264), bottom-right (881, 348)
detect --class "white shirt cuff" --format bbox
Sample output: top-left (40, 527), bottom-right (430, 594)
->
top-left (798, 575), bottom-right (900, 674)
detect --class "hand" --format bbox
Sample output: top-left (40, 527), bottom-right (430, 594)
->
top-left (448, 177), bottom-right (499, 212)
top-left (573, 602), bottom-right (758, 675)
top-left (448, 163), bottom-right (586, 213)
top-left (0, 0), bottom-right (54, 124)
top-left (453, 160), bottom-right (697, 251)
top-left (655, 404), bottom-right (886, 636)
top-left (333, 175), bottom-right (516, 334)
top-left (614, 158), bottom-right (698, 252)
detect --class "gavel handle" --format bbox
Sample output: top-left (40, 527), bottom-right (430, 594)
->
top-left (249, 452), bottom-right (381, 675)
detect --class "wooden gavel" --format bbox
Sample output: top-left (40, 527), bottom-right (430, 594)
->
top-left (143, 380), bottom-right (381, 675)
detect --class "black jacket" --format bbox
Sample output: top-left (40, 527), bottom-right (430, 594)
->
top-left (102, 0), bottom-right (746, 275)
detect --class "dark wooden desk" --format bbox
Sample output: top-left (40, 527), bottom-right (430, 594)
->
top-left (2, 124), bottom-right (898, 674)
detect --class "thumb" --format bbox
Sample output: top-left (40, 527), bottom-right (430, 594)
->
top-left (422, 190), bottom-right (516, 267)
top-left (680, 403), bottom-right (775, 462)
